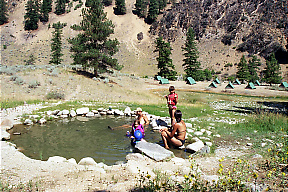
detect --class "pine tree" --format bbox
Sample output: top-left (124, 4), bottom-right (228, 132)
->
top-left (114, 0), bottom-right (126, 15)
top-left (134, 0), bottom-right (147, 18)
top-left (50, 22), bottom-right (65, 65)
top-left (155, 36), bottom-right (176, 80)
top-left (263, 53), bottom-right (282, 85)
top-left (40, 0), bottom-right (51, 22)
top-left (236, 55), bottom-right (249, 83)
top-left (182, 28), bottom-right (204, 81)
top-left (24, 0), bottom-right (40, 30)
top-left (102, 0), bottom-right (112, 6)
top-left (158, 0), bottom-right (167, 12)
top-left (247, 55), bottom-right (260, 83)
top-left (0, 0), bottom-right (8, 25)
top-left (69, 0), bottom-right (121, 77)
top-left (55, 0), bottom-right (66, 15)
top-left (147, 0), bottom-right (159, 24)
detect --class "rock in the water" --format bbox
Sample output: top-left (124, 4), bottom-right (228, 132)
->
top-left (135, 141), bottom-right (174, 161)
top-left (62, 110), bottom-right (70, 115)
top-left (76, 107), bottom-right (90, 115)
top-left (1, 129), bottom-right (10, 140)
top-left (78, 157), bottom-right (97, 166)
top-left (186, 140), bottom-right (205, 153)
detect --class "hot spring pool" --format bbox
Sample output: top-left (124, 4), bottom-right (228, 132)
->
top-left (9, 115), bottom-right (162, 165)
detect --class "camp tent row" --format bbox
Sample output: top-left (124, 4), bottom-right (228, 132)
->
top-left (156, 76), bottom-right (169, 84)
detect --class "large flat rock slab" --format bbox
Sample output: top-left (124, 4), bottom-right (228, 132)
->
top-left (135, 141), bottom-right (174, 161)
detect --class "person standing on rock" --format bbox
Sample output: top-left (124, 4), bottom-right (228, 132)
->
top-left (159, 110), bottom-right (186, 149)
top-left (165, 86), bottom-right (178, 122)
top-left (136, 108), bottom-right (149, 126)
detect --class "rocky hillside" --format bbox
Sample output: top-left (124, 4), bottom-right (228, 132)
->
top-left (151, 0), bottom-right (288, 62)
top-left (1, 0), bottom-right (287, 80)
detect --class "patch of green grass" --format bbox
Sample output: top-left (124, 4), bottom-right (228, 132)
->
top-left (1, 99), bottom-right (43, 109)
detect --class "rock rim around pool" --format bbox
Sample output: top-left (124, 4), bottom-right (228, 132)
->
top-left (135, 141), bottom-right (174, 161)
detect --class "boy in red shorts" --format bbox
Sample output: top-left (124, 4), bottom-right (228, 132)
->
top-left (165, 86), bottom-right (178, 122)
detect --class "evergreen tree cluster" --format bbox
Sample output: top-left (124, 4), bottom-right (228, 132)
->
top-left (24, 0), bottom-right (53, 30)
top-left (236, 53), bottom-right (282, 84)
top-left (134, 0), bottom-right (167, 23)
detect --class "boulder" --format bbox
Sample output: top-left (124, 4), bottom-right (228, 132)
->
top-left (124, 107), bottom-right (132, 116)
top-left (67, 158), bottom-right (77, 165)
top-left (97, 108), bottom-right (104, 112)
top-left (186, 140), bottom-right (205, 153)
top-left (106, 110), bottom-right (114, 115)
top-left (47, 156), bottom-right (67, 163)
top-left (38, 118), bottom-right (47, 124)
top-left (24, 119), bottom-right (33, 125)
top-left (86, 112), bottom-right (95, 117)
top-left (1, 118), bottom-right (13, 129)
top-left (70, 110), bottom-right (76, 117)
top-left (135, 141), bottom-right (174, 161)
top-left (78, 157), bottom-right (97, 166)
top-left (62, 110), bottom-right (70, 115)
top-left (1, 129), bottom-right (10, 140)
top-left (91, 110), bottom-right (98, 114)
top-left (194, 131), bottom-right (203, 136)
top-left (76, 107), bottom-right (90, 115)
top-left (46, 111), bottom-right (53, 116)
top-left (52, 110), bottom-right (60, 115)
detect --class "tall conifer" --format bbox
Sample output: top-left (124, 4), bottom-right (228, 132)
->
top-left (50, 22), bottom-right (65, 65)
top-left (114, 0), bottom-right (126, 15)
top-left (69, 0), bottom-right (120, 77)
top-left (182, 28), bottom-right (203, 81)
top-left (134, 0), bottom-right (147, 18)
top-left (236, 55), bottom-right (249, 83)
top-left (147, 0), bottom-right (159, 23)
top-left (248, 55), bottom-right (260, 83)
top-left (55, 0), bottom-right (66, 15)
top-left (155, 36), bottom-right (176, 80)
top-left (24, 0), bottom-right (40, 30)
top-left (263, 53), bottom-right (282, 84)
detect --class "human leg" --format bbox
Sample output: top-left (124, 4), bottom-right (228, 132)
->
top-left (160, 131), bottom-right (170, 149)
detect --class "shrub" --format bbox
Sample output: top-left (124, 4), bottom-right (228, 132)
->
top-left (28, 80), bottom-right (40, 88)
top-left (46, 91), bottom-right (65, 100)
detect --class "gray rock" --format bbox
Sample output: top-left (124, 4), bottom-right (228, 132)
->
top-left (124, 107), bottom-right (131, 116)
top-left (1, 118), bottom-right (13, 129)
top-left (38, 118), bottom-right (47, 124)
top-left (1, 129), bottom-right (10, 140)
top-left (47, 156), bottom-right (67, 163)
top-left (52, 110), bottom-right (60, 115)
top-left (194, 131), bottom-right (203, 136)
top-left (24, 119), bottom-right (33, 125)
top-left (135, 141), bottom-right (174, 161)
top-left (70, 110), bottom-right (76, 117)
top-left (62, 110), bottom-right (69, 115)
top-left (76, 107), bottom-right (90, 115)
top-left (78, 157), bottom-right (97, 166)
top-left (86, 112), bottom-right (95, 117)
top-left (67, 158), bottom-right (77, 164)
top-left (186, 140), bottom-right (205, 153)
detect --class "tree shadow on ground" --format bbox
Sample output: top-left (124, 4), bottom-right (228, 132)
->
top-left (223, 101), bottom-right (288, 116)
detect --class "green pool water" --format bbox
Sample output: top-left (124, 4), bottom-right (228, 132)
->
top-left (9, 116), bottom-right (162, 165)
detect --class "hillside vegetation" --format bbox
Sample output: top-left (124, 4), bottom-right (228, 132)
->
top-left (1, 0), bottom-right (287, 80)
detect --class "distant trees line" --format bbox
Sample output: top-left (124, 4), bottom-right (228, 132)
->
top-left (155, 28), bottom-right (283, 85)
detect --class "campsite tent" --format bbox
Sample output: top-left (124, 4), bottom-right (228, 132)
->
top-left (279, 82), bottom-right (288, 89)
top-left (255, 80), bottom-right (261, 86)
top-left (159, 78), bottom-right (169, 84)
top-left (225, 82), bottom-right (235, 89)
top-left (214, 78), bottom-right (221, 84)
top-left (187, 77), bottom-right (196, 85)
top-left (209, 82), bottom-right (217, 88)
top-left (156, 76), bottom-right (162, 81)
top-left (233, 79), bottom-right (241, 85)
top-left (246, 82), bottom-right (256, 89)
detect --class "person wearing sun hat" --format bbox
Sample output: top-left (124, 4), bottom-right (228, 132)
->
top-left (136, 107), bottom-right (149, 126)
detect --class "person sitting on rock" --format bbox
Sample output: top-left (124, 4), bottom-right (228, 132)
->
top-left (159, 110), bottom-right (186, 149)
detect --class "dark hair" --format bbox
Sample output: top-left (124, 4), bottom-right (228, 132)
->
top-left (169, 86), bottom-right (175, 91)
top-left (174, 110), bottom-right (182, 123)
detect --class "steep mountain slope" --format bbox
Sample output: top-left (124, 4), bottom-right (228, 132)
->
top-left (1, 0), bottom-right (287, 80)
